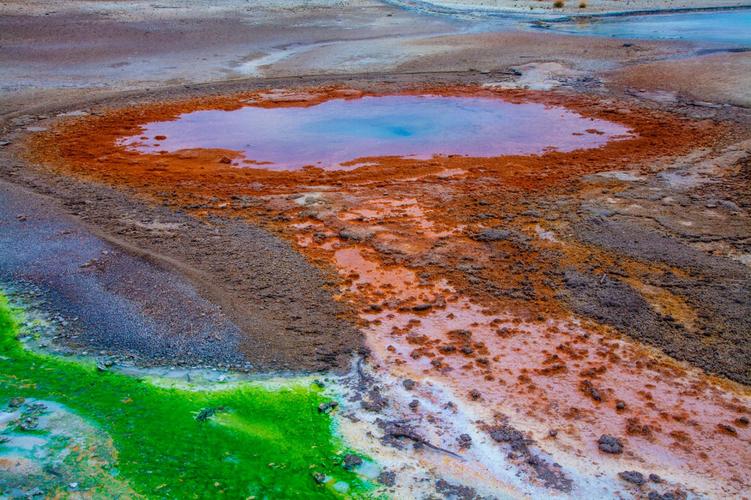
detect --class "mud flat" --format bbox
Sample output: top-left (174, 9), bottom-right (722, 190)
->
top-left (3, 83), bottom-right (746, 497)
top-left (1, 0), bottom-right (750, 497)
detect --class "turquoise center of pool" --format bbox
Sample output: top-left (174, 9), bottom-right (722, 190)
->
top-left (124, 95), bottom-right (631, 171)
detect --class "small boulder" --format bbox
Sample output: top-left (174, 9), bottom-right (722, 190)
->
top-left (619, 470), bottom-right (645, 485)
top-left (343, 454), bottom-right (363, 470)
top-left (472, 228), bottom-right (511, 242)
top-left (598, 434), bottom-right (623, 454)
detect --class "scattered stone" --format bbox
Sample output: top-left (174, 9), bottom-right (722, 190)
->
top-left (195, 406), bottom-right (225, 422)
top-left (737, 416), bottom-right (749, 426)
top-left (473, 228), bottom-right (511, 242)
top-left (218, 156), bottom-right (232, 164)
top-left (338, 229), bottom-right (363, 241)
top-left (548, 429), bottom-right (558, 438)
top-left (342, 454), bottom-right (363, 469)
top-left (718, 423), bottom-right (737, 435)
top-left (377, 470), bottom-right (396, 487)
top-left (597, 434), bottom-right (623, 454)
top-left (718, 200), bottom-right (741, 211)
top-left (649, 473), bottom-right (662, 483)
top-left (580, 379), bottom-right (602, 401)
top-left (361, 388), bottom-right (388, 412)
top-left (8, 397), bottom-right (25, 408)
top-left (616, 400), bottom-right (626, 411)
top-left (402, 379), bottom-right (416, 390)
top-left (435, 479), bottom-right (478, 499)
top-left (312, 472), bottom-right (327, 484)
top-left (619, 470), bottom-right (645, 485)
top-left (408, 399), bottom-right (419, 410)
top-left (317, 401), bottom-right (338, 414)
top-left (469, 389), bottom-right (482, 401)
top-left (648, 492), bottom-right (679, 500)
top-left (412, 303), bottom-right (432, 312)
top-left (457, 434), bottom-right (472, 449)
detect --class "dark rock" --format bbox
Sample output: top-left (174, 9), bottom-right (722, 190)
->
top-left (435, 479), bottom-right (478, 500)
top-left (581, 379), bottom-right (602, 401)
top-left (338, 229), bottom-right (363, 241)
top-left (318, 401), bottom-right (338, 414)
top-left (377, 470), bottom-right (396, 486)
top-left (616, 400), bottom-right (626, 410)
top-left (469, 389), bottom-right (482, 401)
top-left (312, 472), bottom-right (327, 484)
top-left (195, 406), bottom-right (225, 422)
top-left (343, 454), bottom-right (363, 469)
top-left (361, 388), bottom-right (388, 412)
top-left (598, 434), bottom-right (623, 454)
top-left (619, 470), bottom-right (645, 485)
top-left (649, 473), bottom-right (662, 483)
top-left (412, 303), bottom-right (432, 312)
top-left (408, 399), bottom-right (419, 410)
top-left (648, 492), bottom-right (678, 500)
top-left (8, 397), bottom-right (25, 408)
top-left (457, 433), bottom-right (472, 449)
top-left (472, 228), bottom-right (511, 242)
top-left (718, 423), bottom-right (737, 435)
top-left (402, 379), bottom-right (416, 390)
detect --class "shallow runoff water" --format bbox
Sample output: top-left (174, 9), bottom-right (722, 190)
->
top-left (122, 95), bottom-right (630, 170)
top-left (539, 9), bottom-right (751, 46)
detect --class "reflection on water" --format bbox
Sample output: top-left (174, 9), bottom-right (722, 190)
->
top-left (540, 9), bottom-right (751, 46)
top-left (121, 95), bottom-right (630, 171)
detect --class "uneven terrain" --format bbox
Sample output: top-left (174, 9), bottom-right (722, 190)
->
top-left (0, 1), bottom-right (749, 498)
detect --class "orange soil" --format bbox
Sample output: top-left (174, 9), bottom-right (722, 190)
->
top-left (27, 86), bottom-right (751, 495)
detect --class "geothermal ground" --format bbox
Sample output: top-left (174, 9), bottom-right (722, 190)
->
top-left (1, 1), bottom-right (750, 499)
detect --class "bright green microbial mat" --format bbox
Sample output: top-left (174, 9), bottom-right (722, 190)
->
top-left (0, 294), bottom-right (372, 498)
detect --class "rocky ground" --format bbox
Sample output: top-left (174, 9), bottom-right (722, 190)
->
top-left (0, 1), bottom-right (749, 498)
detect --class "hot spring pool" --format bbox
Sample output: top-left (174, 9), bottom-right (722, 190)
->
top-left (122, 95), bottom-right (632, 170)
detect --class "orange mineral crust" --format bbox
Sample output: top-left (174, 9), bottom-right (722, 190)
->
top-left (29, 86), bottom-right (718, 199)
top-left (27, 86), bottom-right (750, 496)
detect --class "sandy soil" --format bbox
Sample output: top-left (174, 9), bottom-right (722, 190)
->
top-left (1, 0), bottom-right (750, 497)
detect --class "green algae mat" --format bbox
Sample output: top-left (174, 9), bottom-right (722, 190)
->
top-left (0, 294), bottom-right (371, 498)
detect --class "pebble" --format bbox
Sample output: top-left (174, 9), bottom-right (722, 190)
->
top-left (342, 454), bottom-right (363, 470)
top-left (619, 470), bottom-right (645, 485)
top-left (597, 434), bottom-right (624, 454)
top-left (402, 379), bottom-right (416, 390)
top-left (457, 434), bottom-right (472, 448)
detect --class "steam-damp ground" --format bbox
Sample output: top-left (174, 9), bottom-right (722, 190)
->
top-left (1, 1), bottom-right (750, 498)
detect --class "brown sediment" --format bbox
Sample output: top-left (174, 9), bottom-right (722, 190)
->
top-left (25, 86), bottom-right (724, 324)
top-left (26, 85), bottom-right (751, 495)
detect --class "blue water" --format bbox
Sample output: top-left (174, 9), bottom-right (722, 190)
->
top-left (123, 95), bottom-right (630, 171)
top-left (541, 10), bottom-right (751, 46)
